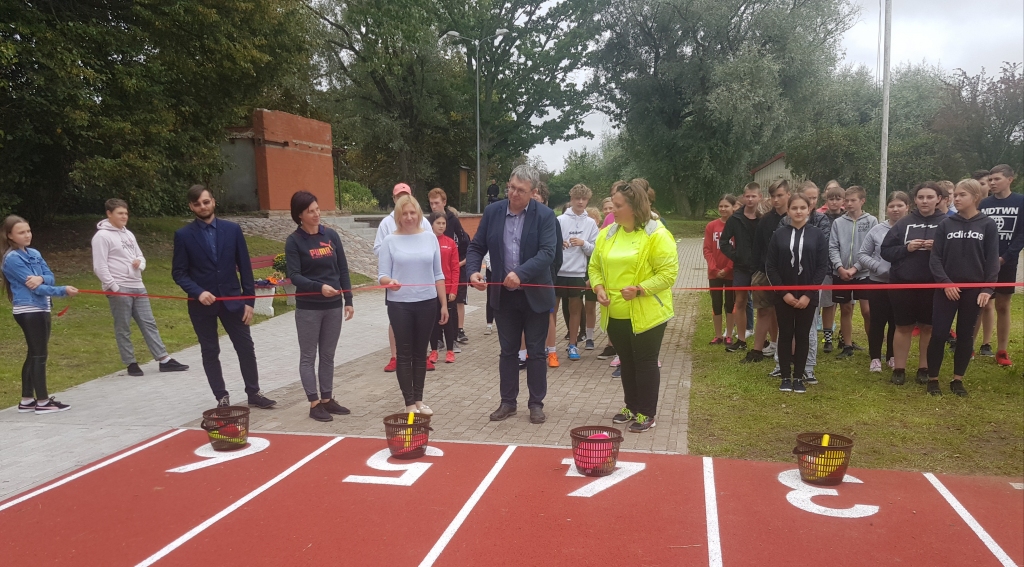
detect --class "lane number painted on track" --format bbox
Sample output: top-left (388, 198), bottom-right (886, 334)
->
top-left (1011, 483), bottom-right (1023, 490)
top-left (343, 447), bottom-right (444, 487)
top-left (777, 469), bottom-right (879, 518)
top-left (167, 437), bottom-right (270, 473)
top-left (561, 458), bottom-right (645, 497)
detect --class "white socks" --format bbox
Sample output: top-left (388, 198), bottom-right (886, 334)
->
top-left (586, 328), bottom-right (594, 340)
top-left (547, 346), bottom-right (557, 354)
top-left (158, 355), bottom-right (171, 363)
top-left (518, 349), bottom-right (527, 362)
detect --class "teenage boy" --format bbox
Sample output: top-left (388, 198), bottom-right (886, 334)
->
top-left (720, 183), bottom-right (761, 352)
top-left (880, 182), bottom-right (946, 386)
top-left (971, 169), bottom-right (997, 356)
top-left (556, 184), bottom-right (599, 361)
top-left (744, 180), bottom-right (790, 363)
top-left (979, 164), bottom-right (1024, 367)
top-left (172, 185), bottom-right (275, 408)
top-left (829, 186), bottom-right (877, 359)
top-left (92, 199), bottom-right (189, 376)
top-left (375, 183), bottom-right (433, 372)
top-left (819, 184), bottom-right (845, 351)
top-left (428, 188), bottom-right (470, 351)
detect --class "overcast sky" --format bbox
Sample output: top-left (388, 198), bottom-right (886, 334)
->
top-left (529, 0), bottom-right (1024, 172)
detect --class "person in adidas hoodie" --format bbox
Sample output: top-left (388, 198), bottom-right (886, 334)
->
top-left (828, 186), bottom-right (878, 359)
top-left (556, 184), bottom-right (600, 361)
top-left (925, 179), bottom-right (1000, 397)
top-left (880, 182), bottom-right (947, 386)
top-left (92, 199), bottom-right (188, 377)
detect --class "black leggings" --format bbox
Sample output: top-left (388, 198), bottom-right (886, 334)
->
top-left (431, 300), bottom-right (459, 351)
top-left (776, 302), bottom-right (815, 380)
top-left (866, 284), bottom-right (895, 361)
top-left (709, 278), bottom-right (735, 316)
top-left (388, 299), bottom-right (436, 406)
top-left (927, 289), bottom-right (983, 378)
top-left (606, 318), bottom-right (667, 418)
top-left (14, 312), bottom-right (52, 399)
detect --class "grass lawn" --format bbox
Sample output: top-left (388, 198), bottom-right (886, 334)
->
top-left (687, 292), bottom-right (1024, 477)
top-left (0, 216), bottom-right (371, 409)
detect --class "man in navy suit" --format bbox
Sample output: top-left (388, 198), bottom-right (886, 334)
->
top-left (467, 165), bottom-right (556, 424)
top-left (172, 185), bottom-right (276, 409)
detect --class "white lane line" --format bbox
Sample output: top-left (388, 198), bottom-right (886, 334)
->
top-left (703, 457), bottom-right (723, 567)
top-left (0, 429), bottom-right (186, 513)
top-left (923, 473), bottom-right (1018, 567)
top-left (1011, 483), bottom-right (1023, 490)
top-left (135, 436), bottom-right (343, 567)
top-left (418, 445), bottom-right (517, 567)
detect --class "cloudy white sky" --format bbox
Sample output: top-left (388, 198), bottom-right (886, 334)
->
top-left (529, 0), bottom-right (1024, 172)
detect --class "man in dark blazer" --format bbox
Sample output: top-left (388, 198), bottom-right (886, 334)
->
top-left (467, 165), bottom-right (556, 424)
top-left (172, 185), bottom-right (276, 409)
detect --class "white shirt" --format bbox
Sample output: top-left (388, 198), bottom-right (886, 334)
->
top-left (377, 231), bottom-right (444, 303)
top-left (556, 209), bottom-right (599, 277)
top-left (373, 211), bottom-right (433, 257)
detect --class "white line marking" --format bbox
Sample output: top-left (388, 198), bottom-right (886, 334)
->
top-left (418, 445), bottom-right (516, 567)
top-left (135, 437), bottom-right (342, 567)
top-left (561, 458), bottom-right (645, 497)
top-left (0, 429), bottom-right (186, 513)
top-left (703, 457), bottom-right (723, 567)
top-left (1011, 483), bottom-right (1023, 490)
top-left (923, 473), bottom-right (1017, 567)
top-left (166, 437), bottom-right (271, 473)
top-left (343, 446), bottom-right (444, 486)
top-left (778, 469), bottom-right (879, 518)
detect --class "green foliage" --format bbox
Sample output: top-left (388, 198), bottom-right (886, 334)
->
top-left (273, 253), bottom-right (287, 273)
top-left (335, 180), bottom-right (380, 213)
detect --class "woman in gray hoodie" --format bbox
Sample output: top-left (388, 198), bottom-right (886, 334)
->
top-left (857, 191), bottom-right (910, 373)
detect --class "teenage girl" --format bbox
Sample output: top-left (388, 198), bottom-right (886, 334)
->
top-left (1, 215), bottom-right (79, 413)
top-left (703, 195), bottom-right (738, 344)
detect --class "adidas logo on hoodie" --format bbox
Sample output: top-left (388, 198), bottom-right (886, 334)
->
top-left (946, 230), bottom-right (984, 241)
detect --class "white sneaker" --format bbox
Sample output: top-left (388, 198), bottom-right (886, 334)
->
top-left (485, 324), bottom-right (493, 335)
top-left (869, 359), bottom-right (882, 372)
top-left (763, 342), bottom-right (777, 356)
top-left (887, 357), bottom-right (895, 369)
top-left (417, 404), bottom-right (433, 416)
top-left (745, 330), bottom-right (754, 339)
top-left (609, 355), bottom-right (620, 367)
top-left (453, 343), bottom-right (462, 353)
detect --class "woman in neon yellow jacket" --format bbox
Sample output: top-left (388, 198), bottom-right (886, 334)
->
top-left (589, 180), bottom-right (678, 432)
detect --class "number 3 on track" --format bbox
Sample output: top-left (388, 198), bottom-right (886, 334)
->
top-left (778, 469), bottom-right (879, 518)
top-left (561, 458), bottom-right (645, 497)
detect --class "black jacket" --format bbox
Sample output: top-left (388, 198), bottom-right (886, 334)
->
top-left (753, 209), bottom-right (786, 273)
top-left (880, 210), bottom-right (946, 283)
top-left (930, 213), bottom-right (1000, 295)
top-left (766, 223), bottom-right (829, 307)
top-left (720, 210), bottom-right (760, 274)
top-left (442, 207), bottom-right (469, 261)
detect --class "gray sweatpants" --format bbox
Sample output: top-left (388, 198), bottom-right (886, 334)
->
top-left (108, 287), bottom-right (168, 365)
top-left (295, 307), bottom-right (343, 402)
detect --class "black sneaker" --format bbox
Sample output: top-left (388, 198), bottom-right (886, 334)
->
top-left (322, 399), bottom-right (350, 415)
top-left (578, 331), bottom-right (587, 343)
top-left (725, 340), bottom-right (747, 353)
top-left (159, 359), bottom-right (189, 372)
top-left (563, 333), bottom-right (570, 341)
top-left (949, 380), bottom-right (968, 397)
top-left (217, 395), bottom-right (230, 407)
top-left (597, 345), bottom-right (616, 360)
top-left (792, 379), bottom-right (807, 394)
top-left (18, 400), bottom-right (36, 413)
top-left (310, 404), bottom-right (333, 422)
top-left (628, 413), bottom-right (655, 433)
top-left (915, 368), bottom-right (930, 385)
top-left (529, 406), bottom-right (546, 424)
top-left (802, 372), bottom-right (818, 385)
top-left (823, 341), bottom-right (834, 354)
top-left (979, 344), bottom-right (995, 357)
top-left (768, 367), bottom-right (782, 378)
top-left (851, 342), bottom-right (865, 351)
top-left (890, 369), bottom-right (906, 385)
top-left (489, 404), bottom-right (517, 421)
top-left (127, 362), bottom-right (144, 376)
top-left (518, 358), bottom-right (527, 370)
top-left (835, 346), bottom-right (855, 359)
top-left (34, 397), bottom-right (70, 414)
top-left (457, 329), bottom-right (469, 343)
top-left (927, 380), bottom-right (942, 396)
top-left (612, 407), bottom-right (634, 424)
top-left (779, 378), bottom-right (793, 392)
top-left (741, 350), bottom-right (765, 364)
top-left (248, 391), bottom-right (277, 409)
top-left (611, 367), bottom-right (621, 378)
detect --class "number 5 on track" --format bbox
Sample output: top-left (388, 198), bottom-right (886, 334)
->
top-left (561, 458), bottom-right (645, 497)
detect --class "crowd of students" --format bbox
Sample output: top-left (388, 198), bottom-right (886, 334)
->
top-left (703, 165), bottom-right (1023, 395)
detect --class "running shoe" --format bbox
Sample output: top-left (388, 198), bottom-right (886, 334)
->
top-left (629, 413), bottom-right (656, 433)
top-left (457, 329), bottom-right (469, 343)
top-left (822, 341), bottom-right (834, 353)
top-left (745, 330), bottom-right (754, 339)
top-left (709, 336), bottom-right (725, 345)
top-left (802, 372), bottom-right (818, 385)
top-left (926, 380), bottom-right (942, 396)
top-left (887, 357), bottom-right (895, 369)
top-left (915, 368), bottom-right (930, 385)
top-left (567, 344), bottom-right (580, 361)
top-left (384, 357), bottom-right (397, 372)
top-left (548, 352), bottom-right (560, 368)
top-left (597, 345), bottom-right (616, 360)
top-left (18, 400), bottom-right (36, 413)
top-left (428, 350), bottom-right (439, 364)
top-left (218, 395), bottom-right (230, 407)
top-left (485, 324), bottom-right (493, 335)
top-left (445, 351), bottom-right (455, 363)
top-left (585, 339), bottom-right (595, 350)
top-left (996, 350), bottom-right (1013, 367)
top-left (34, 397), bottom-right (70, 414)
top-left (949, 380), bottom-right (968, 397)
top-left (762, 342), bottom-right (777, 356)
top-left (835, 345), bottom-right (854, 359)
top-left (869, 359), bottom-right (882, 372)
top-left (851, 342), bottom-right (865, 351)
top-left (427, 360), bottom-right (436, 371)
top-left (612, 367), bottom-right (621, 378)
top-left (609, 355), bottom-right (620, 367)
top-left (978, 344), bottom-right (995, 357)
top-left (792, 379), bottom-right (806, 394)
top-left (768, 367), bottom-right (782, 378)
top-left (741, 350), bottom-right (765, 364)
top-left (612, 407), bottom-right (634, 424)
top-left (890, 369), bottom-right (906, 386)
top-left (779, 379), bottom-right (793, 392)
top-left (452, 343), bottom-right (461, 353)
top-left (725, 340), bottom-right (747, 353)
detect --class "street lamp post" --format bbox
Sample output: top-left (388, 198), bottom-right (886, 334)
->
top-left (444, 29), bottom-right (508, 213)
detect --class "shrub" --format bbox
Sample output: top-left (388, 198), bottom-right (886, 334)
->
top-left (336, 180), bottom-right (379, 213)
top-left (273, 253), bottom-right (287, 273)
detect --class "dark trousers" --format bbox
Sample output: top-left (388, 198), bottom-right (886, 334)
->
top-left (866, 283), bottom-right (895, 361)
top-left (14, 312), bottom-right (51, 399)
top-left (485, 269), bottom-right (495, 324)
top-left (927, 289), bottom-right (983, 378)
top-left (776, 302), bottom-right (816, 380)
top-left (709, 278), bottom-right (735, 316)
top-left (188, 303), bottom-right (260, 401)
top-left (494, 288), bottom-right (548, 409)
top-left (388, 299), bottom-right (436, 406)
top-left (431, 299), bottom-right (459, 351)
top-left (606, 318), bottom-right (667, 418)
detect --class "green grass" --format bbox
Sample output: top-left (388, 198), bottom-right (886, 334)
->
top-left (1, 216), bottom-right (371, 409)
top-left (687, 292), bottom-right (1024, 477)
top-left (660, 214), bottom-right (711, 238)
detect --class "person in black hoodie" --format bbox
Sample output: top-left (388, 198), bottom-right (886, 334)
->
top-left (880, 182), bottom-right (947, 386)
top-left (745, 179), bottom-right (790, 364)
top-left (766, 194), bottom-right (829, 394)
top-left (719, 182), bottom-right (762, 352)
top-left (925, 179), bottom-right (999, 397)
top-left (428, 188), bottom-right (471, 345)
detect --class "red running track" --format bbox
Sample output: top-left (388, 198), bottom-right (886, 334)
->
top-left (0, 429), bottom-right (1020, 567)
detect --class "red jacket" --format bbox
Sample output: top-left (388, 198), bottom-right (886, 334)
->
top-left (703, 219), bottom-right (734, 280)
top-left (437, 234), bottom-right (460, 296)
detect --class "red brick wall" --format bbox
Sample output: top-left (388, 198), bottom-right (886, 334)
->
top-left (252, 109), bottom-right (335, 212)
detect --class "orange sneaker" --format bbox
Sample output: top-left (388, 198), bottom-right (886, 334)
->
top-left (384, 357), bottom-right (397, 372)
top-left (996, 350), bottom-right (1013, 367)
top-left (428, 350), bottom-right (438, 364)
top-left (547, 351), bottom-right (560, 368)
top-left (445, 351), bottom-right (455, 363)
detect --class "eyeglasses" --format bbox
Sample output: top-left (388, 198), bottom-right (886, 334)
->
top-left (507, 186), bottom-right (533, 196)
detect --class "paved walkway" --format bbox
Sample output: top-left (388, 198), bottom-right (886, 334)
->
top-left (0, 238), bottom-right (706, 501)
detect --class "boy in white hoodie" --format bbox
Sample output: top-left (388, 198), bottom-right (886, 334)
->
top-left (92, 199), bottom-right (188, 376)
top-left (556, 184), bottom-right (600, 361)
